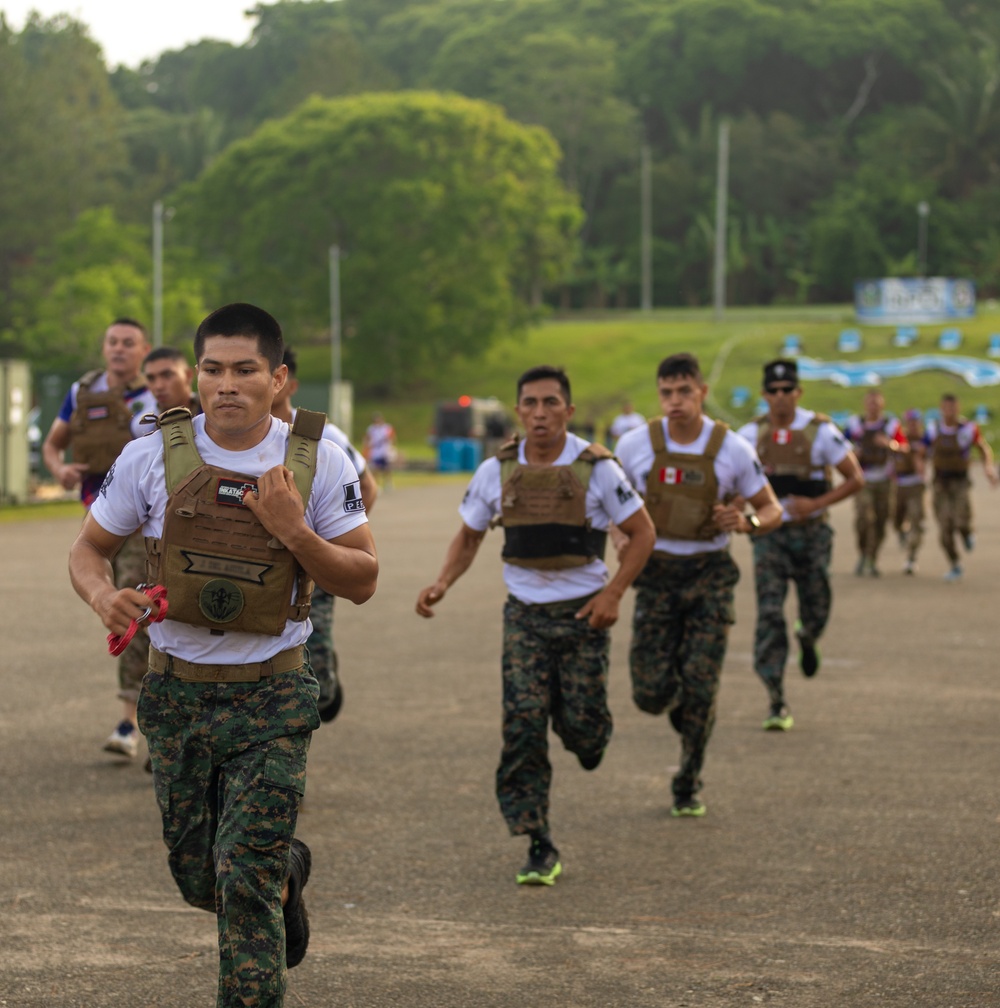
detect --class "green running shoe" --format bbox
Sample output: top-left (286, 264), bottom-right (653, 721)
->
top-left (762, 704), bottom-right (793, 731)
top-left (671, 795), bottom-right (706, 817)
top-left (516, 837), bottom-right (562, 886)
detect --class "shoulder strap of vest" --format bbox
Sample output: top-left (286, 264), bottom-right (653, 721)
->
top-left (647, 417), bottom-right (665, 453)
top-left (705, 420), bottom-right (729, 459)
top-left (576, 442), bottom-right (614, 464)
top-left (811, 412), bottom-right (831, 425)
top-left (285, 408), bottom-right (327, 504)
top-left (78, 369), bottom-right (103, 390)
top-left (156, 407), bottom-right (201, 493)
top-left (495, 435), bottom-right (520, 461)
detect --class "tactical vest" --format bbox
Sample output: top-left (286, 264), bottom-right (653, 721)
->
top-left (931, 428), bottom-right (969, 477)
top-left (495, 437), bottom-right (612, 570)
top-left (144, 407), bottom-right (326, 636)
top-left (893, 442), bottom-right (918, 478)
top-left (68, 370), bottom-right (144, 475)
top-left (643, 419), bottom-right (728, 540)
top-left (755, 414), bottom-right (832, 498)
top-left (857, 420), bottom-right (891, 468)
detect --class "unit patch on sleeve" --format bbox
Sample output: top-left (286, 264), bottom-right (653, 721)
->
top-left (343, 480), bottom-right (365, 513)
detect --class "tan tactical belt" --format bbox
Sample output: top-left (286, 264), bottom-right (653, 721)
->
top-left (149, 645), bottom-right (305, 683)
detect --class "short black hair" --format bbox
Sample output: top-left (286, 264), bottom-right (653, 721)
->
top-left (517, 365), bottom-right (571, 405)
top-left (194, 303), bottom-right (283, 371)
top-left (282, 347), bottom-right (298, 378)
top-left (941, 393), bottom-right (958, 404)
top-left (143, 346), bottom-right (188, 368)
top-left (656, 353), bottom-right (703, 384)
top-left (108, 317), bottom-right (148, 339)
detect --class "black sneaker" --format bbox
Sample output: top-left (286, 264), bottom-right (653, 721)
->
top-left (577, 749), bottom-right (604, 771)
top-left (671, 794), bottom-right (706, 817)
top-left (284, 838), bottom-right (312, 968)
top-left (516, 836), bottom-right (561, 886)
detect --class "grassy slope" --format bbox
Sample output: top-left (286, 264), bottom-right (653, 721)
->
top-left (301, 305), bottom-right (1000, 460)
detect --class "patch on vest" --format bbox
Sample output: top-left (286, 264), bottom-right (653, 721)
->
top-left (180, 550), bottom-right (273, 584)
top-left (772, 430), bottom-right (792, 444)
top-left (87, 406), bottom-right (110, 420)
top-left (198, 579), bottom-right (245, 623)
top-left (658, 467), bottom-right (706, 486)
top-left (215, 477), bottom-right (257, 507)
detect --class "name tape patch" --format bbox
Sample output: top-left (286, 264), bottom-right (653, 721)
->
top-left (216, 477), bottom-right (257, 507)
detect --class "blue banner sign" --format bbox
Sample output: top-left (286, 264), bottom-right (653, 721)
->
top-left (854, 278), bottom-right (976, 324)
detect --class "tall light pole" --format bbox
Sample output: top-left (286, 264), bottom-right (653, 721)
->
top-left (712, 120), bottom-right (730, 321)
top-left (917, 201), bottom-right (930, 277)
top-left (152, 200), bottom-right (164, 347)
top-left (329, 244), bottom-right (342, 427)
top-left (640, 141), bottom-right (652, 312)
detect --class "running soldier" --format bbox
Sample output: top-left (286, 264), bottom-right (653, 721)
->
top-left (615, 354), bottom-right (781, 816)
top-left (926, 392), bottom-right (998, 581)
top-left (892, 408), bottom-right (927, 575)
top-left (737, 360), bottom-right (863, 731)
top-left (415, 365), bottom-right (655, 885)
top-left (41, 318), bottom-right (157, 760)
top-left (844, 389), bottom-right (906, 577)
top-left (68, 303), bottom-right (378, 1005)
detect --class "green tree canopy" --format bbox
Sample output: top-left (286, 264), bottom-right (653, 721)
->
top-left (177, 91), bottom-right (582, 394)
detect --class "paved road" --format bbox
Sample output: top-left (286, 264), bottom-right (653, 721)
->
top-left (2, 478), bottom-right (999, 1007)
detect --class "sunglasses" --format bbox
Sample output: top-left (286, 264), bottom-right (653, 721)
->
top-left (765, 385), bottom-right (797, 394)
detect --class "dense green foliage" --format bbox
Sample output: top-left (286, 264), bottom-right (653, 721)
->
top-left (2, 0), bottom-right (1000, 391)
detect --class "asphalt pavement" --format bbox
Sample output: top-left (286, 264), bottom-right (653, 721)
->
top-left (2, 477), bottom-right (999, 1007)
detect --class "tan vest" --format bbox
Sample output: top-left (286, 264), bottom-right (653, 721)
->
top-left (857, 420), bottom-right (890, 468)
top-left (755, 414), bottom-right (832, 498)
top-left (496, 438), bottom-right (612, 570)
top-left (144, 407), bottom-right (326, 636)
top-left (931, 427), bottom-right (968, 477)
top-left (893, 442), bottom-right (917, 478)
top-left (642, 419), bottom-right (727, 541)
top-left (68, 370), bottom-right (144, 475)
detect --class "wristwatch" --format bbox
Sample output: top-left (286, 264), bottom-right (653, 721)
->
top-left (745, 514), bottom-right (761, 534)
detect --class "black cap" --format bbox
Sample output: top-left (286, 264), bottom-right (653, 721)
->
top-left (763, 359), bottom-right (798, 387)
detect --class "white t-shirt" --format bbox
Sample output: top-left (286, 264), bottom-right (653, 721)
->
top-left (608, 411), bottom-right (645, 442)
top-left (90, 414), bottom-right (368, 665)
top-left (737, 407), bottom-right (851, 522)
top-left (458, 432), bottom-right (645, 604)
top-left (616, 417), bottom-right (768, 555)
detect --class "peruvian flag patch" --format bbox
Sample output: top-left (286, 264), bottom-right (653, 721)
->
top-left (772, 429), bottom-right (792, 445)
top-left (658, 467), bottom-right (683, 484)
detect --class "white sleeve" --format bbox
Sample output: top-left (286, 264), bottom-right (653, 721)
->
top-left (305, 441), bottom-right (369, 540)
top-left (457, 458), bottom-right (502, 532)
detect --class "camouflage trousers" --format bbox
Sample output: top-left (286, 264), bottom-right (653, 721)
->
top-left (630, 549), bottom-right (738, 800)
top-left (854, 479), bottom-right (892, 563)
top-left (498, 594), bottom-right (611, 837)
top-left (137, 661), bottom-right (320, 1008)
top-left (932, 476), bottom-right (972, 565)
top-left (113, 530), bottom-right (149, 702)
top-left (893, 482), bottom-right (925, 562)
top-left (306, 588), bottom-right (338, 708)
top-left (751, 520), bottom-right (833, 706)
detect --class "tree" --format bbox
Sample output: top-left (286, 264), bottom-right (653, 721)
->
top-left (177, 91), bottom-right (582, 393)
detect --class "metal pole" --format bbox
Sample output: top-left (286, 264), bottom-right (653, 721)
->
top-left (152, 200), bottom-right (164, 347)
top-left (640, 142), bottom-right (652, 312)
top-left (917, 201), bottom-right (930, 277)
top-left (329, 244), bottom-right (341, 426)
top-left (712, 120), bottom-right (730, 322)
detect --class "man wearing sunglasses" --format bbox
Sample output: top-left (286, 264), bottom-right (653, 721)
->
top-left (737, 360), bottom-right (863, 731)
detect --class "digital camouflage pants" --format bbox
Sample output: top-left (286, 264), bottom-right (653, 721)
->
top-left (751, 520), bottom-right (834, 707)
top-left (306, 587), bottom-right (338, 709)
top-left (498, 594), bottom-right (611, 837)
top-left (932, 476), bottom-right (972, 565)
top-left (854, 479), bottom-right (892, 564)
top-left (114, 529), bottom-right (149, 702)
top-left (137, 661), bottom-right (319, 1008)
top-left (893, 482), bottom-right (925, 562)
top-left (630, 549), bottom-right (738, 801)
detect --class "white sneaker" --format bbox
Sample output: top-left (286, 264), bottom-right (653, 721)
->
top-left (103, 720), bottom-right (138, 758)
top-left (942, 565), bottom-right (963, 583)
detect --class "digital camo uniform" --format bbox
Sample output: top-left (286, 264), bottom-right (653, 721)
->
top-left (616, 416), bottom-right (768, 811)
top-left (458, 432), bottom-right (645, 838)
top-left (59, 371), bottom-right (158, 708)
top-left (925, 414), bottom-right (990, 578)
top-left (844, 411), bottom-right (906, 575)
top-left (737, 406), bottom-right (852, 719)
top-left (892, 412), bottom-right (926, 573)
top-left (90, 409), bottom-right (367, 1006)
